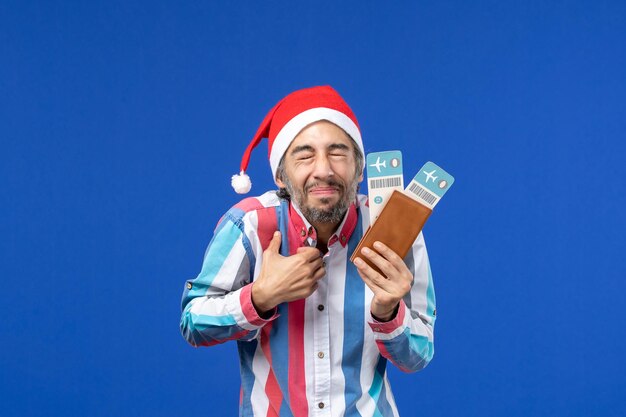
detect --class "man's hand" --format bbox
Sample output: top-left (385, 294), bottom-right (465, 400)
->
top-left (353, 241), bottom-right (413, 322)
top-left (251, 231), bottom-right (325, 314)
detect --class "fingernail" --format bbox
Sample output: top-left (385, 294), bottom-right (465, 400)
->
top-left (373, 241), bottom-right (382, 249)
top-left (362, 247), bottom-right (371, 255)
top-left (354, 258), bottom-right (363, 266)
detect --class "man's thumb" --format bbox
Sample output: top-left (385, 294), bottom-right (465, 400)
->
top-left (267, 231), bottom-right (282, 253)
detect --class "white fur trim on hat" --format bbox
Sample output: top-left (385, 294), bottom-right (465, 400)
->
top-left (269, 107), bottom-right (364, 179)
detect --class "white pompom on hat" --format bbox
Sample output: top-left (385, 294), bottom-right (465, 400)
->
top-left (232, 85), bottom-right (364, 194)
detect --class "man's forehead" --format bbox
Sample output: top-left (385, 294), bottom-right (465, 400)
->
top-left (287, 120), bottom-right (355, 151)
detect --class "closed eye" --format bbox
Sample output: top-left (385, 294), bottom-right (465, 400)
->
top-left (328, 143), bottom-right (350, 157)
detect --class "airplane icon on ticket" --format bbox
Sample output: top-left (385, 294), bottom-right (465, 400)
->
top-left (423, 169), bottom-right (438, 183)
top-left (369, 157), bottom-right (387, 173)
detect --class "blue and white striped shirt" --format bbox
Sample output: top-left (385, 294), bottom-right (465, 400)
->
top-left (181, 191), bottom-right (436, 417)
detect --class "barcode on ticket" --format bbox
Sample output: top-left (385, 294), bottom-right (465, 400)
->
top-left (407, 181), bottom-right (438, 207)
top-left (369, 176), bottom-right (402, 190)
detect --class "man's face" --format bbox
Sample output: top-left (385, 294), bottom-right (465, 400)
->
top-left (276, 120), bottom-right (363, 226)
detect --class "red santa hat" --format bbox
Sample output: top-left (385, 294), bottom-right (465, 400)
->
top-left (231, 85), bottom-right (364, 194)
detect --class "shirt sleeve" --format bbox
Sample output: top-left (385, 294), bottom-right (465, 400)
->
top-left (367, 232), bottom-right (436, 372)
top-left (180, 209), bottom-right (278, 347)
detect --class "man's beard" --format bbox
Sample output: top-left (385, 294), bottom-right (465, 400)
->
top-left (282, 175), bottom-right (359, 225)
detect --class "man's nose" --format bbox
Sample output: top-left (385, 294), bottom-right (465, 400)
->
top-left (312, 156), bottom-right (334, 178)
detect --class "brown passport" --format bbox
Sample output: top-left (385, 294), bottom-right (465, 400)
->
top-left (351, 190), bottom-right (432, 275)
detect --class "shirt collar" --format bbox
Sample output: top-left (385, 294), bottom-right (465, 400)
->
top-left (288, 199), bottom-right (359, 248)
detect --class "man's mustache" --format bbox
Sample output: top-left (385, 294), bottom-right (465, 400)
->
top-left (305, 179), bottom-right (344, 193)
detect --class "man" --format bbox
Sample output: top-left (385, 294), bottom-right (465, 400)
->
top-left (180, 86), bottom-right (436, 417)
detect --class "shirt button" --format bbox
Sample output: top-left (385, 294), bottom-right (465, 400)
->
top-left (186, 282), bottom-right (192, 290)
top-left (317, 352), bottom-right (324, 359)
top-left (318, 402), bottom-right (325, 409)
top-left (300, 229), bottom-right (307, 237)
top-left (317, 304), bottom-right (325, 311)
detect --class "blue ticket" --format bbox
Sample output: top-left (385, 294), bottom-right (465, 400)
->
top-left (366, 150), bottom-right (404, 224)
top-left (405, 161), bottom-right (454, 209)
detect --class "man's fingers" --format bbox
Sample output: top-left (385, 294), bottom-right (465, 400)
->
top-left (371, 241), bottom-right (414, 283)
top-left (297, 246), bottom-right (323, 262)
top-left (359, 247), bottom-right (396, 278)
top-left (353, 256), bottom-right (385, 286)
top-left (371, 241), bottom-right (403, 269)
top-left (266, 231), bottom-right (282, 253)
top-left (353, 258), bottom-right (387, 296)
top-left (312, 263), bottom-right (326, 280)
top-left (309, 256), bottom-right (324, 272)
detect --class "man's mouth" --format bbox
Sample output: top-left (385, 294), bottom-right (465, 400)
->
top-left (308, 186), bottom-right (340, 196)
top-left (306, 180), bottom-right (343, 197)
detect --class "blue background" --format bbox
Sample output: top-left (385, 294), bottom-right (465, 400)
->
top-left (2, 1), bottom-right (625, 416)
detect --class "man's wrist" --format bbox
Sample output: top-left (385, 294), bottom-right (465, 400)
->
top-left (371, 303), bottom-right (400, 322)
top-left (251, 282), bottom-right (276, 317)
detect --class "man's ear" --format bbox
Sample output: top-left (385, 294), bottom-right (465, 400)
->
top-left (275, 176), bottom-right (286, 188)
top-left (358, 169), bottom-right (364, 183)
